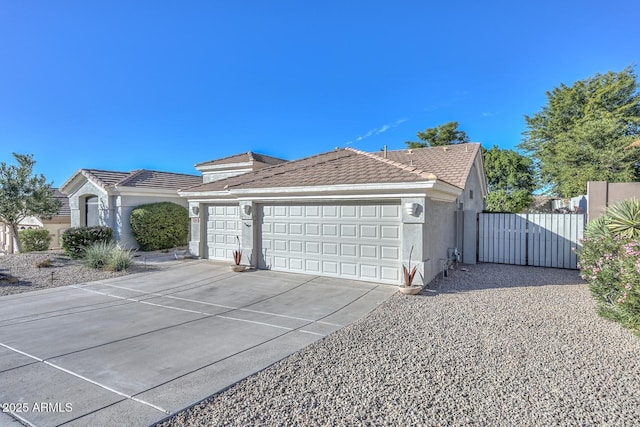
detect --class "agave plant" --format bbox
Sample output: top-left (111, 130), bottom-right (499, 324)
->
top-left (402, 246), bottom-right (418, 286)
top-left (233, 235), bottom-right (242, 265)
top-left (606, 198), bottom-right (640, 239)
top-left (585, 216), bottom-right (610, 240)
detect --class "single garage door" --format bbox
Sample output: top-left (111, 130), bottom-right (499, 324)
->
top-left (205, 204), bottom-right (241, 261)
top-left (260, 203), bottom-right (402, 284)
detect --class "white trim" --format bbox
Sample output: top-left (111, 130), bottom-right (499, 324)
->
top-left (196, 162), bottom-right (253, 172)
top-left (111, 186), bottom-right (181, 197)
top-left (181, 180), bottom-right (462, 204)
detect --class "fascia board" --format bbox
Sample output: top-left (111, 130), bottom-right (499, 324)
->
top-left (180, 180), bottom-right (461, 202)
top-left (112, 187), bottom-right (181, 197)
top-left (60, 173), bottom-right (91, 195)
top-left (229, 182), bottom-right (437, 196)
top-left (196, 162), bottom-right (252, 172)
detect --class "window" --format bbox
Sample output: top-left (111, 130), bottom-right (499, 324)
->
top-left (469, 190), bottom-right (474, 199)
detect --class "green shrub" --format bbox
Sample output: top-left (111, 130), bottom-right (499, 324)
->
top-left (84, 241), bottom-right (113, 269)
top-left (130, 202), bottom-right (189, 251)
top-left (62, 226), bottom-right (113, 258)
top-left (580, 199), bottom-right (640, 336)
top-left (18, 228), bottom-right (51, 252)
top-left (84, 241), bottom-right (134, 271)
top-left (107, 245), bottom-right (134, 271)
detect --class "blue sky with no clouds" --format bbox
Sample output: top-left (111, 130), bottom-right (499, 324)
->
top-left (1, 1), bottom-right (638, 186)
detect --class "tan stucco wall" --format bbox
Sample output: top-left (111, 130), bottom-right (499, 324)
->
top-left (587, 181), bottom-right (640, 221)
top-left (0, 218), bottom-right (70, 253)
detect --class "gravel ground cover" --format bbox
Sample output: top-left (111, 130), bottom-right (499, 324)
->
top-left (0, 251), bottom-right (167, 297)
top-left (157, 263), bottom-right (640, 427)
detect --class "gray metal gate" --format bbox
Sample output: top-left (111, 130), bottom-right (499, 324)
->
top-left (477, 213), bottom-right (584, 269)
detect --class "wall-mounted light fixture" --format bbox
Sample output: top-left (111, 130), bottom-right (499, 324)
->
top-left (405, 202), bottom-right (418, 216)
top-left (191, 206), bottom-right (200, 216)
top-left (243, 204), bottom-right (252, 215)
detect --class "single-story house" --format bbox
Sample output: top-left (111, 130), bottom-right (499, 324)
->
top-left (60, 169), bottom-right (203, 249)
top-left (1, 189), bottom-right (71, 253)
top-left (180, 143), bottom-right (487, 286)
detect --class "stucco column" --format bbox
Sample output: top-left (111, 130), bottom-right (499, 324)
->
top-left (401, 197), bottom-right (427, 286)
top-left (188, 202), bottom-right (202, 257)
top-left (68, 197), bottom-right (81, 227)
top-left (238, 201), bottom-right (256, 267)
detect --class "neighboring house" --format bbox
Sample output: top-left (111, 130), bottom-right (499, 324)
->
top-left (60, 169), bottom-right (202, 249)
top-left (0, 189), bottom-right (71, 253)
top-left (180, 143), bottom-right (487, 286)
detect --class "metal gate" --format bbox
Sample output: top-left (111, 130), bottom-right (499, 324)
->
top-left (477, 213), bottom-right (585, 269)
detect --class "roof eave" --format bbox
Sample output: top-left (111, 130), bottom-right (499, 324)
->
top-left (180, 180), bottom-right (462, 202)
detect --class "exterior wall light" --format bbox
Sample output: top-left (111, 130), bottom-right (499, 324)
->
top-left (243, 204), bottom-right (252, 215)
top-left (191, 206), bottom-right (200, 216)
top-left (405, 202), bottom-right (418, 216)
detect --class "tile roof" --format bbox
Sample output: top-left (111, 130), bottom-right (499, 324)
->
top-left (53, 189), bottom-right (71, 217)
top-left (81, 169), bottom-right (201, 191)
top-left (372, 143), bottom-right (482, 189)
top-left (195, 151), bottom-right (287, 168)
top-left (181, 144), bottom-right (480, 193)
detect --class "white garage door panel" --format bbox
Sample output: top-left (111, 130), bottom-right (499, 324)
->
top-left (206, 205), bottom-right (241, 261)
top-left (260, 203), bottom-right (401, 284)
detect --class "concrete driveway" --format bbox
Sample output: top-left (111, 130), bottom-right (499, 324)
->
top-left (0, 261), bottom-right (396, 427)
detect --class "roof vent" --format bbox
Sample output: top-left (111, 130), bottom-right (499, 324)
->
top-left (408, 149), bottom-right (413, 154)
top-left (443, 146), bottom-right (449, 152)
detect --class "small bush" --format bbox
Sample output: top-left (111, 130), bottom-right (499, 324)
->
top-left (130, 202), bottom-right (189, 251)
top-left (84, 241), bottom-right (113, 269)
top-left (34, 258), bottom-right (52, 268)
top-left (62, 226), bottom-right (113, 258)
top-left (19, 228), bottom-right (51, 252)
top-left (84, 242), bottom-right (134, 272)
top-left (108, 246), bottom-right (134, 271)
top-left (580, 199), bottom-right (640, 336)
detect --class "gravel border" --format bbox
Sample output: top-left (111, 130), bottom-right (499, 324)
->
top-left (0, 250), bottom-right (186, 297)
top-left (157, 264), bottom-right (640, 426)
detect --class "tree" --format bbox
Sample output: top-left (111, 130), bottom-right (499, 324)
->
top-left (483, 146), bottom-right (536, 212)
top-left (520, 66), bottom-right (640, 198)
top-left (0, 153), bottom-right (62, 253)
top-left (406, 121), bottom-right (470, 148)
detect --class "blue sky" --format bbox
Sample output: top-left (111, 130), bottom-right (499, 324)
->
top-left (1, 1), bottom-right (638, 186)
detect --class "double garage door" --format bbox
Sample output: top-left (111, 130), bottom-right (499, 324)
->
top-left (205, 202), bottom-right (402, 284)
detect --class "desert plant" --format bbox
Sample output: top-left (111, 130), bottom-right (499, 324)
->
top-left (233, 235), bottom-right (242, 265)
top-left (606, 198), bottom-right (640, 239)
top-left (62, 226), bottom-right (113, 258)
top-left (107, 245), bottom-right (134, 271)
top-left (580, 200), bottom-right (640, 336)
top-left (585, 215), bottom-right (610, 240)
top-left (402, 246), bottom-right (418, 286)
top-left (84, 241), bottom-right (113, 269)
top-left (18, 228), bottom-right (51, 252)
top-left (130, 202), bottom-right (189, 251)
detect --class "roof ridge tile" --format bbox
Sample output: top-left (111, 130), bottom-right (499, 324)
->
top-left (116, 169), bottom-right (146, 186)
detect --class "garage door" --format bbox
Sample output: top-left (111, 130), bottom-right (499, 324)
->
top-left (259, 203), bottom-right (402, 284)
top-left (205, 205), bottom-right (241, 261)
